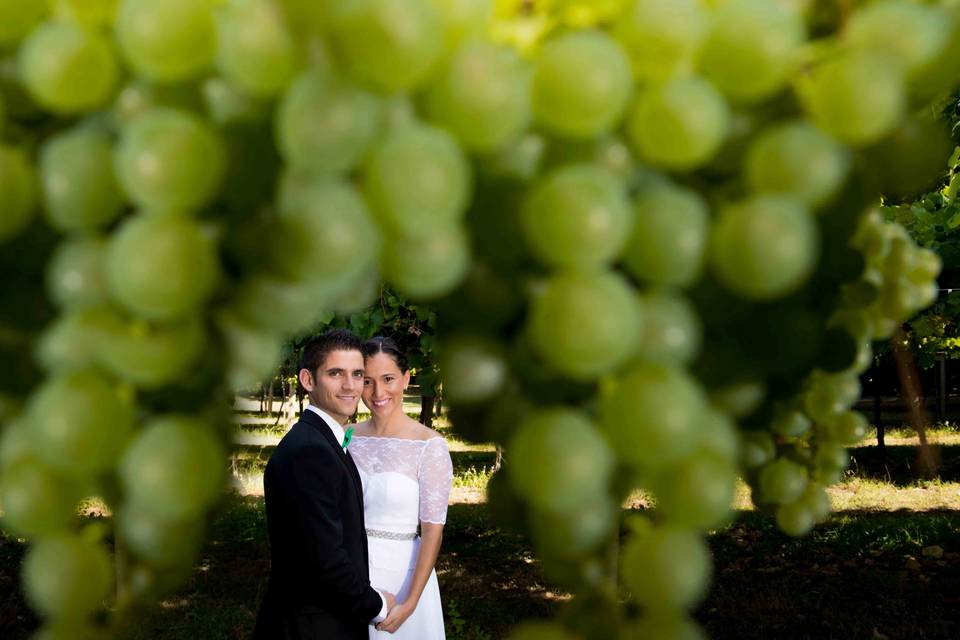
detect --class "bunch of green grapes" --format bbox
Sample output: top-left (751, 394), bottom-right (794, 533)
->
top-left (0, 0), bottom-right (953, 638)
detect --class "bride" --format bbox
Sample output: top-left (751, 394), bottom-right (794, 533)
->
top-left (349, 336), bottom-right (453, 639)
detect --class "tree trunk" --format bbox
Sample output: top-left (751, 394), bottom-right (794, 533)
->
top-left (891, 327), bottom-right (939, 478)
top-left (939, 355), bottom-right (947, 419)
top-left (419, 394), bottom-right (435, 429)
top-left (874, 392), bottom-right (885, 456)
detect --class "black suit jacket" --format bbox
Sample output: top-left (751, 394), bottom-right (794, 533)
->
top-left (253, 410), bottom-right (383, 640)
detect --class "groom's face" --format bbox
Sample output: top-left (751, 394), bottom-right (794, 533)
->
top-left (302, 349), bottom-right (365, 424)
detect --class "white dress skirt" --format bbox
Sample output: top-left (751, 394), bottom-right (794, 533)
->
top-left (349, 436), bottom-right (453, 640)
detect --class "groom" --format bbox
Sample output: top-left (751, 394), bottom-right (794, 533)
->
top-left (253, 329), bottom-right (394, 639)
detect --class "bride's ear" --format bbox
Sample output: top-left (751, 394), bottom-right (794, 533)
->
top-left (403, 369), bottom-right (411, 390)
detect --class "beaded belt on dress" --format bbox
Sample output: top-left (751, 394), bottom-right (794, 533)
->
top-left (366, 528), bottom-right (418, 541)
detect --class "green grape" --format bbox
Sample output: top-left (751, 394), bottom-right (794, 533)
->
top-left (218, 314), bottom-right (285, 391)
top-left (745, 121), bottom-right (850, 208)
top-left (115, 107), bottom-right (226, 211)
top-left (800, 482), bottom-right (831, 523)
top-left (757, 458), bottom-right (808, 505)
top-left (0, 143), bottom-right (38, 242)
top-left (39, 127), bottom-right (124, 231)
top-left (531, 30), bottom-right (632, 139)
top-left (273, 0), bottom-right (333, 38)
top-left (203, 76), bottom-right (270, 126)
top-left (741, 430), bottom-right (775, 468)
top-left (771, 407), bottom-right (812, 438)
top-left (709, 380), bottom-right (765, 419)
top-left (22, 534), bottom-right (112, 618)
top-left (527, 270), bottom-right (642, 380)
top-left (699, 0), bottom-right (804, 103)
top-left (865, 116), bottom-right (956, 202)
top-left (0, 0), bottom-right (47, 45)
top-left (271, 179), bottom-right (380, 281)
top-left (799, 50), bottom-right (906, 147)
top-left (507, 622), bottom-right (578, 640)
top-left (275, 70), bottom-right (383, 175)
top-left (813, 441), bottom-right (849, 474)
top-left (0, 459), bottom-right (78, 537)
top-left (96, 311), bottom-right (207, 389)
top-left (627, 75), bottom-right (730, 170)
top-left (845, 0), bottom-right (949, 75)
top-left (709, 195), bottom-right (818, 301)
top-left (613, 0), bottom-right (707, 82)
top-left (116, 0), bottom-right (217, 83)
top-left (631, 613), bottom-right (706, 640)
top-left (507, 408), bottom-right (612, 513)
top-left (45, 236), bottom-right (108, 309)
top-left (228, 274), bottom-right (335, 335)
top-left (105, 214), bottom-right (220, 322)
top-left (878, 277), bottom-right (923, 320)
top-left (118, 506), bottom-right (205, 567)
top-left (53, 0), bottom-right (118, 28)
top-left (909, 249), bottom-right (943, 286)
top-left (823, 410), bottom-right (867, 445)
top-left (622, 184), bottom-right (709, 288)
top-left (438, 335), bottom-right (508, 405)
top-left (331, 0), bottom-right (443, 93)
top-left (804, 372), bottom-right (861, 423)
top-left (698, 408), bottom-right (740, 463)
top-left (430, 0), bottom-right (494, 55)
top-left (621, 526), bottom-right (712, 609)
top-left (364, 123), bottom-right (472, 234)
top-left (635, 289), bottom-right (702, 365)
top-left (881, 235), bottom-right (915, 279)
top-left (215, 0), bottom-right (298, 98)
top-left (382, 224), bottom-right (471, 300)
top-left (35, 307), bottom-right (108, 372)
top-left (529, 496), bottom-right (617, 559)
top-left (119, 415), bottom-right (225, 520)
top-left (27, 370), bottom-right (135, 476)
top-left (424, 40), bottom-right (531, 152)
top-left (111, 80), bottom-right (207, 128)
top-left (18, 22), bottom-right (117, 114)
top-left (652, 452), bottom-right (735, 529)
top-left (776, 499), bottom-right (815, 537)
top-left (520, 164), bottom-right (633, 270)
top-left (0, 416), bottom-right (34, 471)
top-left (600, 361), bottom-right (706, 468)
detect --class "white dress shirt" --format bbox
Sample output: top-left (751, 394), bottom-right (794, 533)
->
top-left (304, 405), bottom-right (389, 624)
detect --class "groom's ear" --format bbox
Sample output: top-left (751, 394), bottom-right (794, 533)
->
top-left (298, 368), bottom-right (315, 392)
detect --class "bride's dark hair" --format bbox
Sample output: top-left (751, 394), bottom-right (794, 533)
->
top-left (362, 336), bottom-right (409, 373)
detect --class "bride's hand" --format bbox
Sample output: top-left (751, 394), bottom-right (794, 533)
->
top-left (375, 599), bottom-right (414, 633)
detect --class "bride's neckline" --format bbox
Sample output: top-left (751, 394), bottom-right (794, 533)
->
top-left (352, 434), bottom-right (444, 443)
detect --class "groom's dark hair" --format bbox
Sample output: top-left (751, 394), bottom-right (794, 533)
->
top-left (299, 328), bottom-right (363, 376)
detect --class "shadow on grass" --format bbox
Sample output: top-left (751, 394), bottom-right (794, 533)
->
top-left (2, 499), bottom-right (957, 640)
top-left (848, 444), bottom-right (960, 485)
top-left (703, 509), bottom-right (960, 640)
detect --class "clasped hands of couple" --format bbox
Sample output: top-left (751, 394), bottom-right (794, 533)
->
top-left (375, 591), bottom-right (409, 634)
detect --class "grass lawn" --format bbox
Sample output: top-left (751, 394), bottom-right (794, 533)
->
top-left (2, 424), bottom-right (958, 639)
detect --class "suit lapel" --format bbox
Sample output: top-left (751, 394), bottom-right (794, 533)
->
top-left (301, 411), bottom-right (366, 515)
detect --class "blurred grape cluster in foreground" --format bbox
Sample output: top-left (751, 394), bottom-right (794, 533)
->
top-left (0, 0), bottom-right (956, 638)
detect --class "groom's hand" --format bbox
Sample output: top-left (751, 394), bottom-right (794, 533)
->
top-left (384, 590), bottom-right (396, 611)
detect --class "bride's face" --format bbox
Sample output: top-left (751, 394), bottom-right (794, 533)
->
top-left (362, 353), bottom-right (410, 417)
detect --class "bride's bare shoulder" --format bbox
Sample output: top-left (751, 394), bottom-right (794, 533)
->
top-left (407, 417), bottom-right (442, 441)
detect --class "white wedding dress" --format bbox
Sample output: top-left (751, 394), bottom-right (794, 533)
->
top-left (349, 435), bottom-right (453, 640)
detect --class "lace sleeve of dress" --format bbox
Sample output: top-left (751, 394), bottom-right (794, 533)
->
top-left (418, 437), bottom-right (454, 525)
